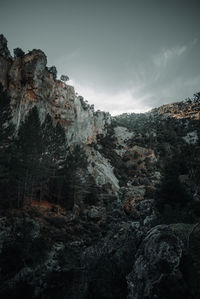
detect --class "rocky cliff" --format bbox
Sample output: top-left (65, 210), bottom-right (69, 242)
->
top-left (0, 34), bottom-right (200, 299)
top-left (0, 34), bottom-right (111, 145)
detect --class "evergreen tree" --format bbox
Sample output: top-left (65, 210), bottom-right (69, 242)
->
top-left (63, 145), bottom-right (88, 208)
top-left (48, 145), bottom-right (88, 209)
top-left (16, 106), bottom-right (43, 205)
top-left (42, 116), bottom-right (66, 163)
top-left (0, 83), bottom-right (14, 144)
top-left (155, 155), bottom-right (191, 223)
top-left (0, 84), bottom-right (16, 207)
top-left (40, 114), bottom-right (66, 201)
top-left (41, 114), bottom-right (57, 179)
top-left (186, 145), bottom-right (200, 200)
top-left (54, 122), bottom-right (66, 160)
top-left (17, 106), bottom-right (43, 161)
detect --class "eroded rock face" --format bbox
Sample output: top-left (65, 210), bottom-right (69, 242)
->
top-left (0, 35), bottom-right (111, 144)
top-left (86, 146), bottom-right (119, 192)
top-left (127, 225), bottom-right (186, 299)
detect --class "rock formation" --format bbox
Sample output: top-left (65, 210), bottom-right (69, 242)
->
top-left (0, 34), bottom-right (111, 145)
top-left (127, 225), bottom-right (186, 299)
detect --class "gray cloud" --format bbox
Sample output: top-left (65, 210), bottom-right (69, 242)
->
top-left (0, 0), bottom-right (200, 115)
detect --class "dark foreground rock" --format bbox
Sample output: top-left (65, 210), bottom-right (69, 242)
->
top-left (1, 211), bottom-right (196, 299)
top-left (127, 225), bottom-right (188, 299)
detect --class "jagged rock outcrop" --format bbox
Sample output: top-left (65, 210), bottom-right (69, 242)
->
top-left (0, 34), bottom-right (111, 144)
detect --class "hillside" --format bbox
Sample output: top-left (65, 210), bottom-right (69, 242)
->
top-left (0, 34), bottom-right (200, 299)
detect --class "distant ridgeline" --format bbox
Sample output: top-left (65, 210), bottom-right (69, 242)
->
top-left (113, 92), bottom-right (200, 128)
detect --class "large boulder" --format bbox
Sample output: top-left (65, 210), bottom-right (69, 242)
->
top-left (127, 225), bottom-right (188, 299)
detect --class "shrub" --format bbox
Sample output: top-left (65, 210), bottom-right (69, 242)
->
top-left (13, 48), bottom-right (25, 58)
top-left (60, 75), bottom-right (69, 82)
top-left (48, 66), bottom-right (57, 80)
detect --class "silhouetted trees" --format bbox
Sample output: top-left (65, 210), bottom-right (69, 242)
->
top-left (0, 95), bottom-right (94, 210)
top-left (15, 107), bottom-right (43, 205)
top-left (48, 66), bottom-right (57, 80)
top-left (0, 100), bottom-right (70, 208)
top-left (0, 83), bottom-right (14, 144)
top-left (41, 113), bottom-right (66, 174)
top-left (13, 48), bottom-right (25, 58)
top-left (49, 145), bottom-right (89, 209)
top-left (0, 83), bottom-right (16, 207)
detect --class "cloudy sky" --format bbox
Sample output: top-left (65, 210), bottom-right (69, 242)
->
top-left (0, 0), bottom-right (200, 115)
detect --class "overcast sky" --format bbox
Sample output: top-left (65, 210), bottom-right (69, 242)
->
top-left (0, 0), bottom-right (200, 115)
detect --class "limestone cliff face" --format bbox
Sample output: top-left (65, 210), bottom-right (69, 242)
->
top-left (0, 34), bottom-right (111, 144)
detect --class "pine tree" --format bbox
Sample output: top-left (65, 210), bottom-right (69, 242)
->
top-left (16, 106), bottom-right (43, 205)
top-left (40, 115), bottom-right (66, 201)
top-left (0, 83), bottom-right (16, 207)
top-left (42, 115), bottom-right (66, 165)
top-left (0, 83), bottom-right (14, 144)
top-left (59, 145), bottom-right (89, 209)
top-left (17, 106), bottom-right (43, 161)
top-left (41, 114), bottom-right (56, 181)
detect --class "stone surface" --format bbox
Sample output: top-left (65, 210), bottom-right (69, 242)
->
top-left (86, 146), bottom-right (119, 192)
top-left (127, 225), bottom-right (186, 299)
